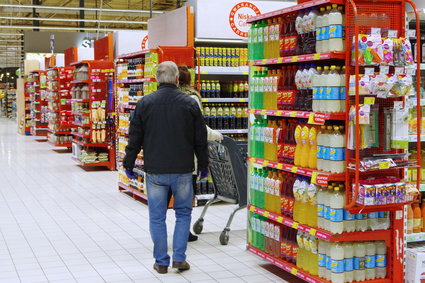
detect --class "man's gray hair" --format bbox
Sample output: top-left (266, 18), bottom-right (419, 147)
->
top-left (156, 61), bottom-right (179, 84)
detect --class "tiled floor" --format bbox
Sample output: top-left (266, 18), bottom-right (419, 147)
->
top-left (0, 118), bottom-right (303, 283)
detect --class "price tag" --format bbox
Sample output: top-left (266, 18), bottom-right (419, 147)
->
top-left (364, 68), bottom-right (375, 76)
top-left (249, 205), bottom-right (255, 212)
top-left (202, 99), bottom-right (209, 102)
top-left (311, 172), bottom-right (318, 184)
top-left (379, 161), bottom-right (391, 169)
top-left (407, 29), bottom-right (416, 38)
top-left (406, 65), bottom-right (417, 75)
top-left (292, 222), bottom-right (299, 229)
top-left (263, 211), bottom-right (270, 217)
top-left (291, 268), bottom-right (298, 275)
top-left (290, 111), bottom-right (297, 117)
top-left (261, 59), bottom-right (268, 65)
top-left (260, 110), bottom-right (267, 115)
top-left (243, 72), bottom-right (249, 75)
top-left (291, 166), bottom-right (298, 173)
top-left (313, 53), bottom-right (321, 60)
top-left (371, 28), bottom-right (381, 36)
top-left (201, 71), bottom-right (208, 74)
top-left (249, 61), bottom-right (255, 66)
top-left (277, 216), bottom-right (284, 223)
top-left (277, 57), bottom-right (283, 63)
top-left (250, 157), bottom-right (256, 163)
top-left (364, 97), bottom-right (375, 105)
top-left (291, 56), bottom-right (298, 62)
top-left (394, 67), bottom-right (405, 75)
top-left (388, 30), bottom-right (398, 38)
top-left (379, 65), bottom-right (390, 75)
top-left (277, 163), bottom-right (283, 170)
top-left (275, 110), bottom-right (283, 116)
top-left (308, 112), bottom-right (326, 125)
top-left (263, 160), bottom-right (269, 166)
top-left (249, 109), bottom-right (255, 114)
top-left (239, 98), bottom-right (246, 102)
top-left (309, 228), bottom-right (317, 236)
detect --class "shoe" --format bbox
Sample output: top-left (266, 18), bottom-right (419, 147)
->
top-left (188, 232), bottom-right (198, 242)
top-left (172, 261), bottom-right (190, 271)
top-left (153, 264), bottom-right (168, 274)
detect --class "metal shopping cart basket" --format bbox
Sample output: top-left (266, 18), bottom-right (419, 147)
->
top-left (193, 136), bottom-right (247, 245)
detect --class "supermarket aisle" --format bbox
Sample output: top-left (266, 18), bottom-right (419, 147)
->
top-left (0, 118), bottom-right (301, 283)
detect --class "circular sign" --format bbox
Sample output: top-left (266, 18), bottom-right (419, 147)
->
top-left (229, 2), bottom-right (261, 38)
top-left (141, 35), bottom-right (149, 50)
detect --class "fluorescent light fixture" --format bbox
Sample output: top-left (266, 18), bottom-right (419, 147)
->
top-left (0, 16), bottom-right (147, 25)
top-left (0, 25), bottom-right (135, 32)
top-left (0, 4), bottom-right (164, 14)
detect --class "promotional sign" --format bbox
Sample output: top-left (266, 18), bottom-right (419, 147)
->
top-left (189, 0), bottom-right (294, 40)
top-left (114, 30), bottom-right (148, 56)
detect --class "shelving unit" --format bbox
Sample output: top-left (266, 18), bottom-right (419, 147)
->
top-left (46, 67), bottom-right (74, 148)
top-left (23, 81), bottom-right (32, 135)
top-left (406, 232), bottom-right (425, 243)
top-left (28, 70), bottom-right (48, 137)
top-left (6, 88), bottom-right (16, 119)
top-left (245, 0), bottom-right (421, 282)
top-left (70, 60), bottom-right (116, 170)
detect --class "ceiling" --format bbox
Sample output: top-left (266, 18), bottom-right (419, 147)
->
top-left (0, 0), bottom-right (185, 67)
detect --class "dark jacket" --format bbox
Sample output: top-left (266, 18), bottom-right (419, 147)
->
top-left (123, 83), bottom-right (208, 174)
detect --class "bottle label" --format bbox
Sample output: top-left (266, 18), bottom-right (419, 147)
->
top-left (345, 258), bottom-right (354, 272)
top-left (321, 26), bottom-right (328, 40)
top-left (326, 87), bottom-right (340, 100)
top-left (339, 86), bottom-right (346, 99)
top-left (376, 254), bottom-right (386, 267)
top-left (317, 146), bottom-right (323, 159)
top-left (316, 28), bottom-right (322, 41)
top-left (365, 255), bottom-right (376, 268)
top-left (414, 218), bottom-right (422, 229)
top-left (329, 147), bottom-right (345, 161)
top-left (344, 209), bottom-right (355, 221)
top-left (330, 259), bottom-right (344, 273)
top-left (354, 256), bottom-right (365, 270)
top-left (318, 87), bottom-right (324, 100)
top-left (318, 253), bottom-right (326, 267)
top-left (317, 204), bottom-right (324, 217)
top-left (324, 205), bottom-right (330, 220)
top-left (322, 146), bottom-right (329, 160)
top-left (329, 25), bottom-right (343, 39)
top-left (368, 212), bottom-right (379, 219)
top-left (312, 87), bottom-right (319, 99)
top-left (330, 208), bottom-right (344, 222)
top-left (326, 255), bottom-right (331, 270)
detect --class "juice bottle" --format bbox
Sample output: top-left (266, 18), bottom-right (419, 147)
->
top-left (330, 242), bottom-right (345, 283)
top-left (323, 125), bottom-right (333, 172)
top-left (250, 168), bottom-right (257, 206)
top-left (317, 185), bottom-right (325, 229)
top-left (264, 19), bottom-right (272, 59)
top-left (316, 125), bottom-right (326, 171)
top-left (323, 185), bottom-right (332, 231)
top-left (216, 104), bottom-right (223, 130)
top-left (326, 65), bottom-right (341, 113)
top-left (252, 22), bottom-right (259, 60)
top-left (223, 105), bottom-right (230, 129)
top-left (294, 124), bottom-right (302, 166)
top-left (269, 18), bottom-right (277, 58)
top-left (263, 70), bottom-right (271, 109)
top-left (308, 126), bottom-right (318, 169)
top-left (258, 68), bottom-right (267, 109)
top-left (365, 242), bottom-right (376, 280)
top-left (413, 203), bottom-right (422, 233)
top-left (407, 204), bottom-right (413, 234)
top-left (249, 120), bottom-right (256, 157)
top-left (264, 169), bottom-right (272, 209)
top-left (300, 125), bottom-right (310, 168)
top-left (325, 239), bottom-right (332, 280)
top-left (344, 242), bottom-right (354, 283)
top-left (356, 213), bottom-right (368, 232)
top-left (354, 242), bottom-right (366, 281)
top-left (295, 11), bottom-right (305, 55)
top-left (315, 8), bottom-right (325, 53)
top-left (279, 17), bottom-right (288, 57)
top-left (271, 69), bottom-right (280, 110)
top-left (243, 105), bottom-right (248, 130)
top-left (375, 241), bottom-right (387, 279)
top-left (422, 200), bottom-right (425, 232)
top-left (321, 6), bottom-right (332, 53)
top-left (236, 105), bottom-right (243, 129)
top-left (257, 21), bottom-right (265, 60)
top-left (319, 66), bottom-right (330, 112)
top-left (329, 125), bottom-right (345, 173)
top-left (250, 70), bottom-right (258, 108)
top-left (210, 104), bottom-right (217, 129)
top-left (330, 186), bottom-right (344, 234)
top-left (307, 182), bottom-right (318, 227)
top-left (294, 65), bottom-right (304, 110)
top-left (203, 105), bottom-right (210, 127)
top-left (318, 240), bottom-right (326, 278)
top-left (293, 177), bottom-right (302, 222)
top-left (248, 22), bottom-right (255, 60)
top-left (273, 170), bottom-right (282, 213)
top-left (299, 178), bottom-right (309, 225)
top-left (230, 105), bottom-right (236, 129)
top-left (296, 231), bottom-right (304, 269)
top-left (339, 66), bottom-right (346, 112)
top-left (328, 4), bottom-right (344, 52)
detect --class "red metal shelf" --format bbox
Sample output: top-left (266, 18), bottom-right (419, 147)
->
top-left (47, 141), bottom-right (72, 148)
top-left (71, 99), bottom-right (91, 103)
top-left (249, 205), bottom-right (392, 242)
top-left (118, 182), bottom-right (147, 201)
top-left (249, 157), bottom-right (345, 186)
top-left (249, 109), bottom-right (345, 121)
top-left (71, 132), bottom-right (91, 139)
top-left (47, 128), bottom-right (72, 135)
top-left (72, 140), bottom-right (109, 148)
top-left (73, 121), bottom-right (91, 128)
top-left (72, 157), bottom-right (110, 167)
top-left (71, 80), bottom-right (90, 84)
top-left (116, 49), bottom-right (151, 59)
top-left (116, 78), bottom-right (156, 84)
top-left (72, 111), bottom-right (90, 116)
top-left (247, 0), bottom-right (345, 23)
top-left (249, 52), bottom-right (346, 66)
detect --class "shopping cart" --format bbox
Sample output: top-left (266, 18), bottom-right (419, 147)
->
top-left (193, 136), bottom-right (247, 245)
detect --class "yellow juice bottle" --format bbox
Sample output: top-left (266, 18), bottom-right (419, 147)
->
top-left (264, 169), bottom-right (273, 210)
top-left (264, 120), bottom-right (272, 161)
top-left (308, 126), bottom-right (318, 169)
top-left (294, 124), bottom-right (302, 166)
top-left (270, 120), bottom-right (278, 162)
top-left (300, 125), bottom-right (311, 168)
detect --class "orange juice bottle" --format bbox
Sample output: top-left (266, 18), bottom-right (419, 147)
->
top-left (300, 125), bottom-right (311, 168)
top-left (308, 126), bottom-right (318, 169)
top-left (407, 204), bottom-right (414, 234)
top-left (294, 124), bottom-right (302, 166)
top-left (413, 203), bottom-right (422, 233)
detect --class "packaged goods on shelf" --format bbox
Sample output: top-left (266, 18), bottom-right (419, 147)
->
top-left (117, 57), bottom-right (145, 80)
top-left (144, 52), bottom-right (159, 79)
top-left (48, 134), bottom-right (72, 145)
top-left (196, 47), bottom-right (248, 67)
top-left (405, 247), bottom-right (425, 283)
top-left (199, 80), bottom-right (248, 98)
top-left (73, 64), bottom-right (89, 81)
top-left (203, 103), bottom-right (247, 130)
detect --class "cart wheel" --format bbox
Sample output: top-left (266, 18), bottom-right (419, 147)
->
top-left (193, 219), bottom-right (204, 235)
top-left (219, 230), bottom-right (229, 245)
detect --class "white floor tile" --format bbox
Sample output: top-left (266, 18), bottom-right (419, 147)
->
top-left (0, 119), bottom-right (303, 283)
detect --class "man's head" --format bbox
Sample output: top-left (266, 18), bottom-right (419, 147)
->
top-left (156, 61), bottom-right (179, 85)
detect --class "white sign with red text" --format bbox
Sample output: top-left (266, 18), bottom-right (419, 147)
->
top-left (189, 0), bottom-right (293, 40)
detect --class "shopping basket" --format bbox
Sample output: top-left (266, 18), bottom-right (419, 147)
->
top-left (193, 136), bottom-right (247, 245)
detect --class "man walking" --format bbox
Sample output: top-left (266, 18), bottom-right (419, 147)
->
top-left (123, 61), bottom-right (208, 274)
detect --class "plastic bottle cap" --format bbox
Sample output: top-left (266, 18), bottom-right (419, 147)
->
top-left (327, 6), bottom-right (331, 10)
top-left (332, 4), bottom-right (337, 8)
top-left (320, 7), bottom-right (325, 11)
top-left (324, 66), bottom-right (329, 70)
top-left (335, 187), bottom-right (340, 191)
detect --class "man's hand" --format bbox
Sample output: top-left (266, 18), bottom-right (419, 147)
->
top-left (198, 169), bottom-right (209, 180)
top-left (125, 169), bottom-right (137, 180)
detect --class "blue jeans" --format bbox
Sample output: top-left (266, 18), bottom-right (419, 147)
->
top-left (146, 173), bottom-right (193, 266)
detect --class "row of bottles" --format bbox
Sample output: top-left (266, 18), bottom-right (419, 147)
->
top-left (250, 65), bottom-right (346, 113)
top-left (249, 168), bottom-right (283, 214)
top-left (200, 80), bottom-right (248, 98)
top-left (196, 47), bottom-right (248, 67)
top-left (248, 4), bottom-right (345, 60)
top-left (407, 200), bottom-right (425, 234)
top-left (318, 240), bottom-right (387, 282)
top-left (203, 104), bottom-right (248, 130)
